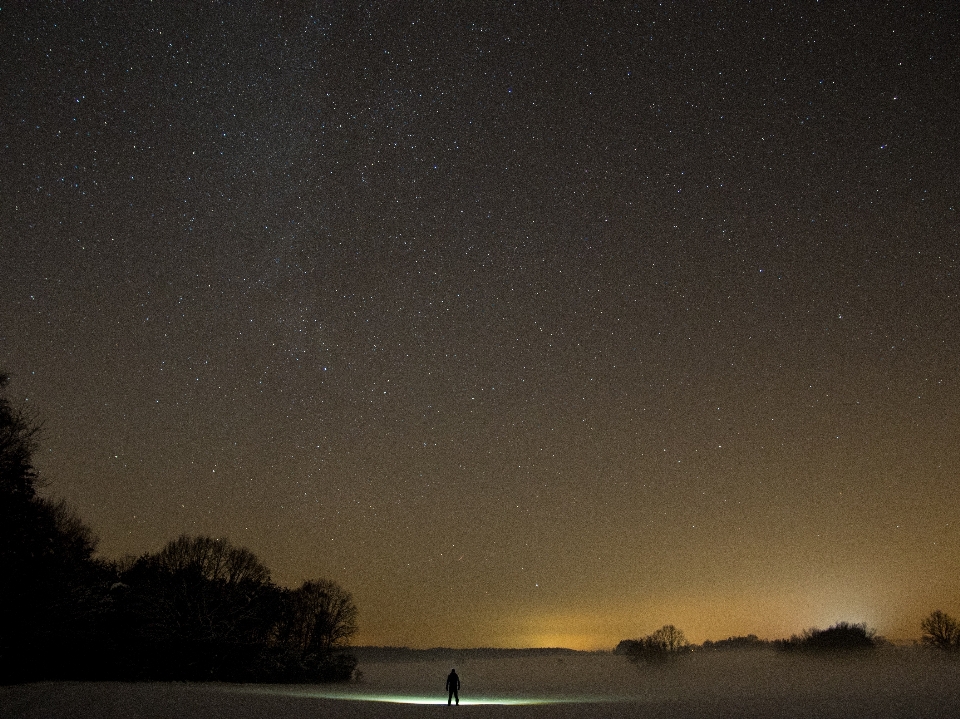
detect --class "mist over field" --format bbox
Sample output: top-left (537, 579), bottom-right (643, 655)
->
top-left (5, 649), bottom-right (960, 718)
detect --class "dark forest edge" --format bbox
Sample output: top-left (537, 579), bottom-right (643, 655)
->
top-left (3, 374), bottom-right (959, 685)
top-left (0, 374), bottom-right (357, 684)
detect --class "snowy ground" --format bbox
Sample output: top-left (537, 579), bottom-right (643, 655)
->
top-left (4, 649), bottom-right (960, 718)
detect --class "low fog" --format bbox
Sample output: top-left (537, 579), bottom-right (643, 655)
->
top-left (5, 649), bottom-right (960, 718)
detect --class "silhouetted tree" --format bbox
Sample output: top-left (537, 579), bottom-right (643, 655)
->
top-left (0, 374), bottom-right (39, 500)
top-left (921, 610), bottom-right (960, 651)
top-left (116, 535), bottom-right (278, 680)
top-left (279, 579), bottom-right (359, 653)
top-left (621, 624), bottom-right (690, 663)
top-left (258, 579), bottom-right (359, 682)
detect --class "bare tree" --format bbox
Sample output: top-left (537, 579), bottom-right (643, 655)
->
top-left (123, 535), bottom-right (276, 656)
top-left (649, 624), bottom-right (689, 653)
top-left (622, 624), bottom-right (690, 663)
top-left (152, 535), bottom-right (271, 586)
top-left (921, 610), bottom-right (960, 651)
top-left (279, 579), bottom-right (358, 653)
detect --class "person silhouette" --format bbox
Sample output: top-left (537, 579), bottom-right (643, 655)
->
top-left (446, 668), bottom-right (460, 705)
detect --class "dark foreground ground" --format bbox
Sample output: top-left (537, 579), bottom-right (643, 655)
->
top-left (4, 650), bottom-right (960, 718)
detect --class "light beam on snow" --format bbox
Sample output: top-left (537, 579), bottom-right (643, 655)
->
top-left (226, 685), bottom-right (590, 706)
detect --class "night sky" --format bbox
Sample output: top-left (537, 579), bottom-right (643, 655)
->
top-left (2, 2), bottom-right (958, 649)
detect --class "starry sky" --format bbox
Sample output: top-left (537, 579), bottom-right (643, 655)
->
top-left (2, 2), bottom-right (958, 649)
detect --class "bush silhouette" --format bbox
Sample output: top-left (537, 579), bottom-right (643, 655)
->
top-left (702, 634), bottom-right (772, 651)
top-left (776, 622), bottom-right (876, 652)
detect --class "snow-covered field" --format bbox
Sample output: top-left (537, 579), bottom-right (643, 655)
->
top-left (4, 650), bottom-right (960, 718)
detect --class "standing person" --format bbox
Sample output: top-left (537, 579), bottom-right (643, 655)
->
top-left (446, 668), bottom-right (460, 705)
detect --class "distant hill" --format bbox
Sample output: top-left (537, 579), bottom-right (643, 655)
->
top-left (350, 646), bottom-right (597, 663)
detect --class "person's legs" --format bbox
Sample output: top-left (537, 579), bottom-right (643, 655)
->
top-left (454, 689), bottom-right (459, 705)
top-left (448, 690), bottom-right (453, 705)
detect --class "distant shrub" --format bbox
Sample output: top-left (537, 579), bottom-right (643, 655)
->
top-left (251, 647), bottom-right (358, 683)
top-left (620, 625), bottom-right (691, 663)
top-left (776, 622), bottom-right (876, 652)
top-left (701, 634), bottom-right (772, 651)
top-left (920, 610), bottom-right (960, 651)
top-left (613, 639), bottom-right (642, 656)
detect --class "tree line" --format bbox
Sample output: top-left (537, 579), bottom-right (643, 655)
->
top-left (617, 613), bottom-right (960, 664)
top-left (0, 374), bottom-right (357, 684)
